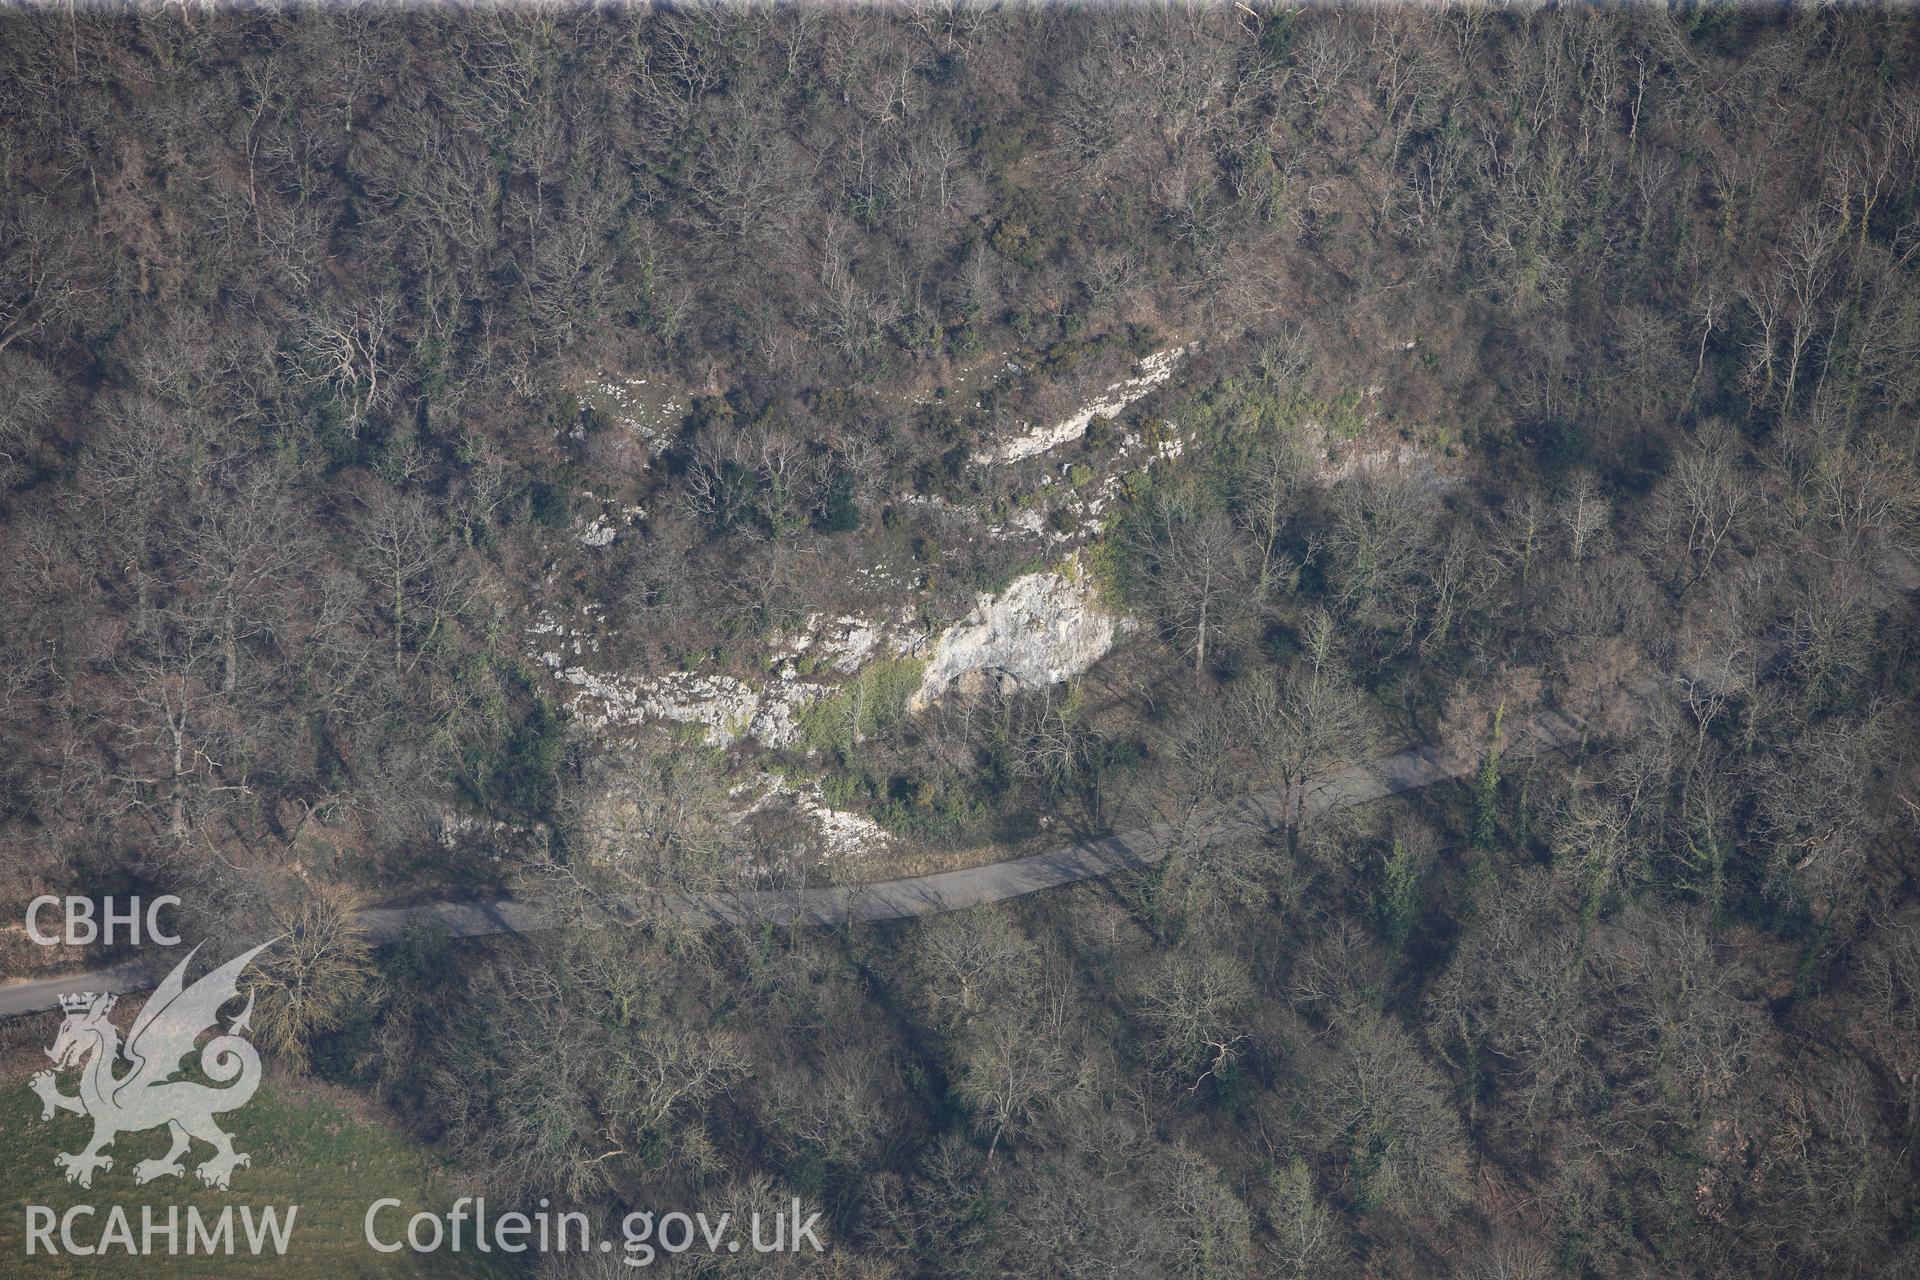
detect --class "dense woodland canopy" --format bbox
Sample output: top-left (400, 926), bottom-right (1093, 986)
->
top-left (3, 4), bottom-right (1920, 1277)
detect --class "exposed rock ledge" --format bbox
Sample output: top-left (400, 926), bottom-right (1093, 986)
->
top-left (533, 565), bottom-right (1126, 744)
top-left (971, 346), bottom-right (1187, 465)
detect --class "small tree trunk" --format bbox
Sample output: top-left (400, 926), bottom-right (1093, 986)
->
top-left (168, 724), bottom-right (188, 840)
top-left (222, 607), bottom-right (238, 694)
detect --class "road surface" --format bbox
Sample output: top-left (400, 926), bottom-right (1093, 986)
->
top-left (0, 707), bottom-right (1586, 1019)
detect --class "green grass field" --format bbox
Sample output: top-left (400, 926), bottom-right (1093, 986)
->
top-left (0, 1066), bottom-right (514, 1278)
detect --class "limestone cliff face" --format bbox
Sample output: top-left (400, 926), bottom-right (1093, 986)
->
top-left (534, 354), bottom-right (1170, 862)
top-left (911, 560), bottom-right (1122, 710)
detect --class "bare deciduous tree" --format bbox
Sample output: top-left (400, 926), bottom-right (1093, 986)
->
top-left (1128, 493), bottom-right (1253, 675)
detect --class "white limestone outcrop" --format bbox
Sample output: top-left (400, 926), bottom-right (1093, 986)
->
top-left (529, 612), bottom-right (833, 747)
top-left (911, 561), bottom-right (1121, 709)
top-left (972, 346), bottom-right (1186, 465)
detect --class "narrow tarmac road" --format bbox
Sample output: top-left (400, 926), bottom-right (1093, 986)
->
top-left (0, 707), bottom-right (1586, 1019)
